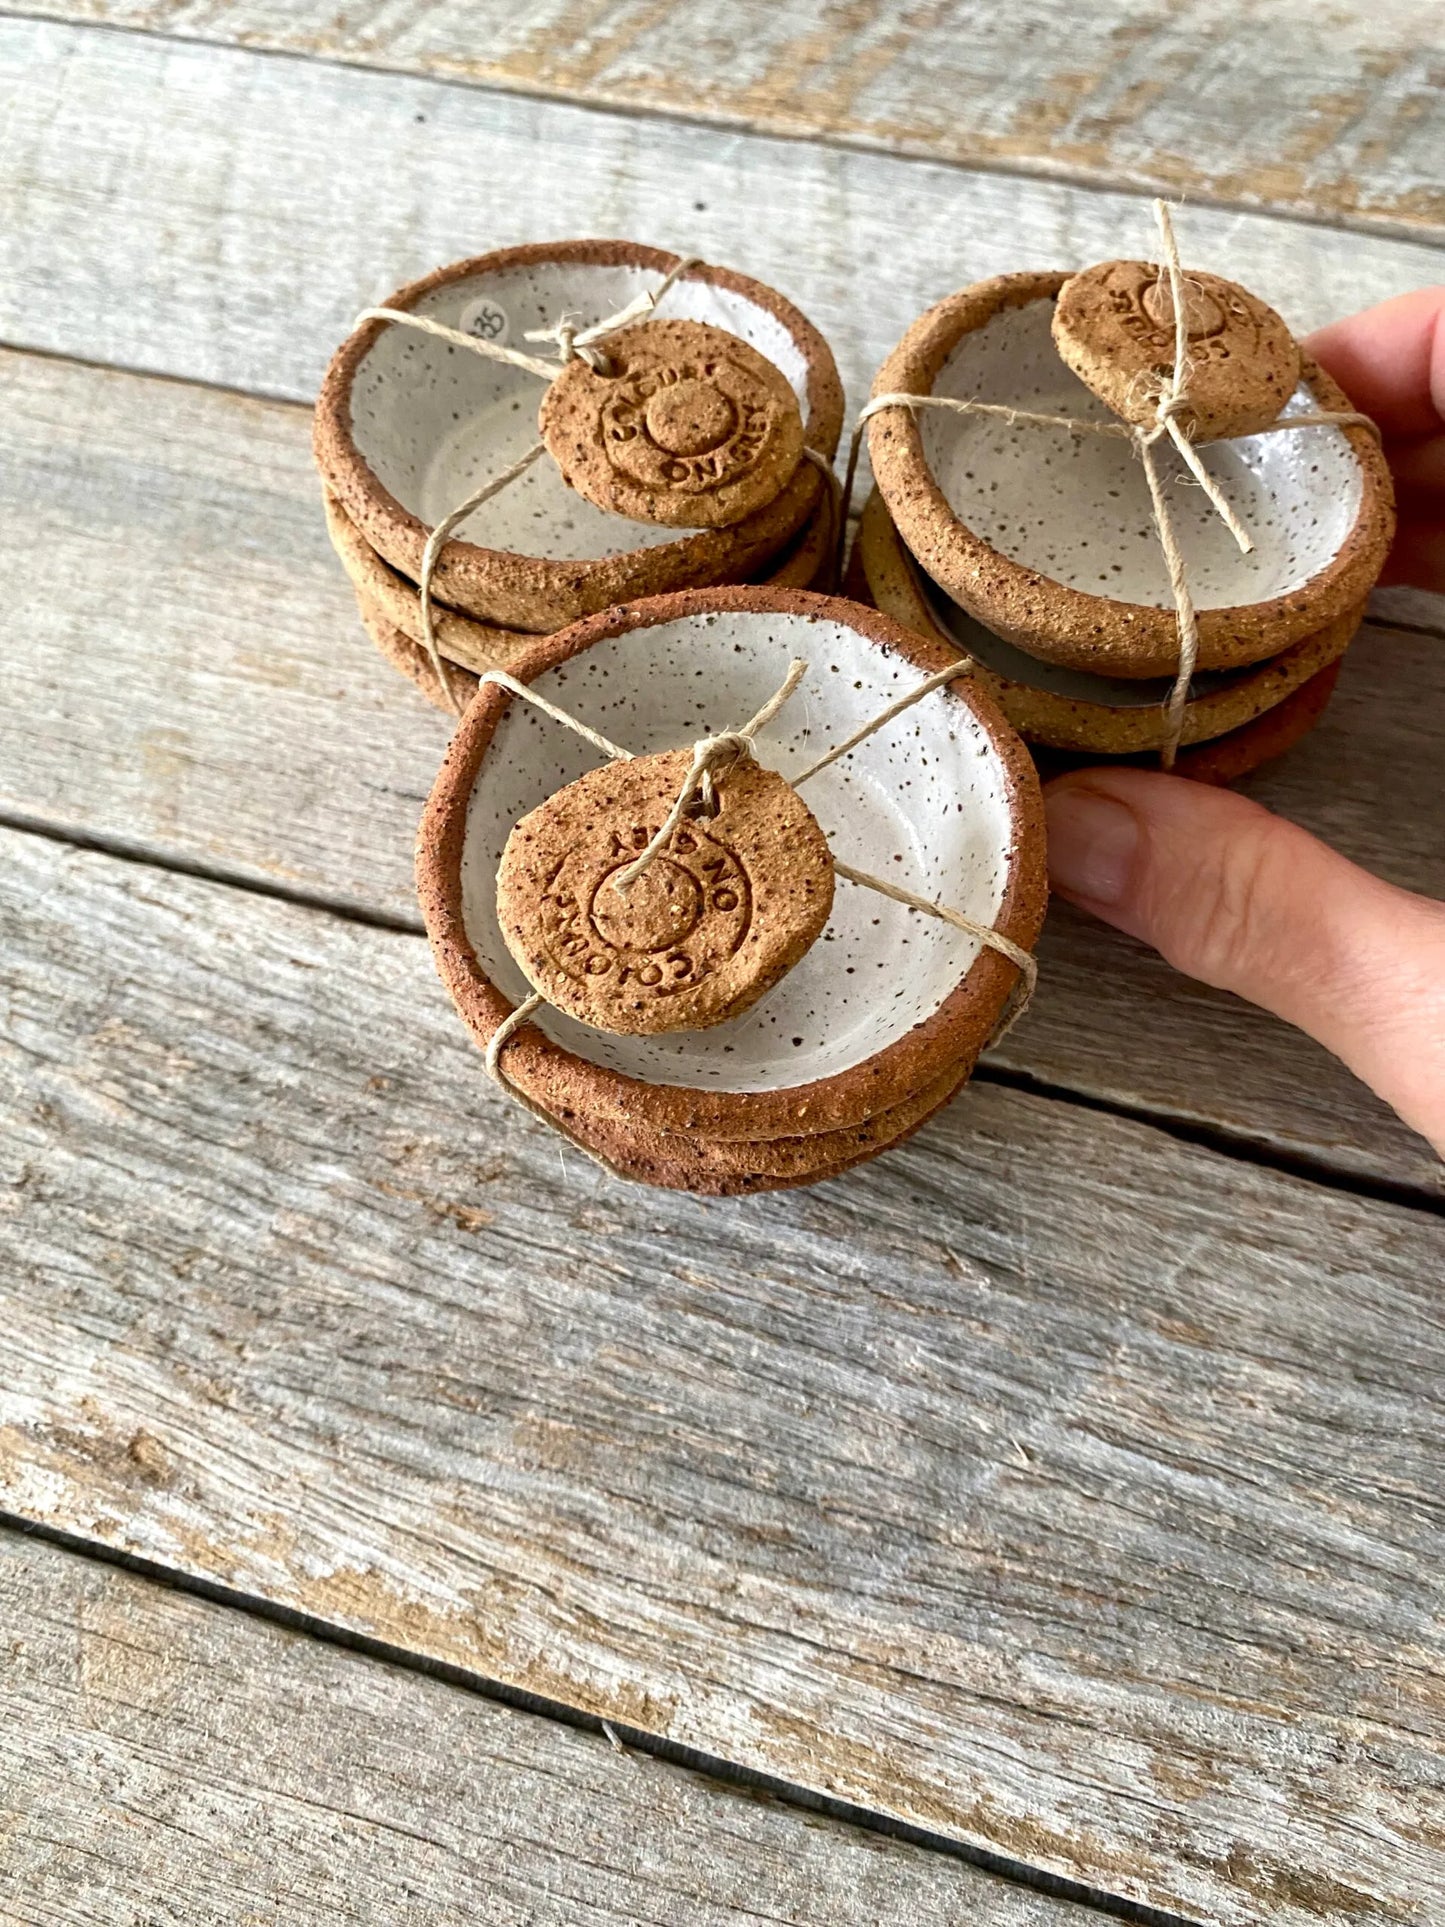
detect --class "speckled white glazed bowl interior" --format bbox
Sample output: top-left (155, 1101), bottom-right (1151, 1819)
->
top-left (351, 260), bottom-right (814, 561)
top-left (921, 296), bottom-right (1360, 610)
top-left (458, 608), bottom-right (1018, 1092)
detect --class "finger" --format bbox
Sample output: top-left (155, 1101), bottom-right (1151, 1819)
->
top-left (1044, 769), bottom-right (1445, 1154)
top-left (1307, 287), bottom-right (1445, 439)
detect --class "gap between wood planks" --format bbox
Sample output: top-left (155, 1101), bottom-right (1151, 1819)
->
top-left (0, 1511), bottom-right (1197, 1927)
top-left (4, 800), bottom-right (1441, 1225)
top-left (0, 3), bottom-right (1439, 250)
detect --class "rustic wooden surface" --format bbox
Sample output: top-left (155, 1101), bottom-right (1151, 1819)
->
top-left (3, 825), bottom-right (1443, 1926)
top-left (17, 0), bottom-right (1445, 236)
top-left (1, 8), bottom-right (1443, 1925)
top-left (2, 1530), bottom-right (1097, 1926)
top-left (4, 17), bottom-right (1445, 413)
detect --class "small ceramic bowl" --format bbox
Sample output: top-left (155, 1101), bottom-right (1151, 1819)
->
top-left (1032, 661), bottom-right (1344, 788)
top-left (417, 586), bottom-right (1046, 1144)
top-left (316, 243), bottom-right (844, 633)
top-left (546, 1058), bottom-right (974, 1195)
top-left (326, 486), bottom-right (832, 689)
top-left (868, 272), bottom-right (1393, 679)
top-left (852, 488), bottom-right (1364, 755)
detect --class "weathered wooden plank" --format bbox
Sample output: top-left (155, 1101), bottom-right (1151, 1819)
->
top-left (2, 16), bottom-right (1444, 428)
top-left (15, 0), bottom-right (1445, 237)
top-left (2, 1530), bottom-right (1087, 1927)
top-left (2, 823), bottom-right (1442, 1927)
top-left (3, 344), bottom-right (1439, 1193)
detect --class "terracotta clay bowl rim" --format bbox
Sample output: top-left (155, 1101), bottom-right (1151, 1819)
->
top-left (416, 584), bottom-right (1047, 1142)
top-left (544, 1055), bottom-right (973, 1193)
top-left (316, 241), bottom-right (845, 632)
top-left (326, 484), bottom-right (832, 682)
top-left (553, 1056), bottom-right (976, 1195)
top-left (355, 592), bottom-right (485, 714)
top-left (867, 270), bottom-right (1394, 678)
top-left (1033, 658), bottom-right (1344, 788)
top-left (855, 487), bottom-right (1365, 754)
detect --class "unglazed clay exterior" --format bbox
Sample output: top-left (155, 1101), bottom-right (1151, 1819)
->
top-left (417, 587), bottom-right (1046, 1145)
top-left (868, 273), bottom-right (1393, 678)
top-left (854, 488), bottom-right (1364, 755)
top-left (326, 486), bottom-right (833, 695)
top-left (316, 243), bottom-right (843, 632)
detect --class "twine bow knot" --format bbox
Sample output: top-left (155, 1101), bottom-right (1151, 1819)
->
top-left (610, 660), bottom-right (810, 894)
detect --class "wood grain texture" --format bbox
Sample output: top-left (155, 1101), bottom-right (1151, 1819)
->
top-left (2, 15), bottom-right (1444, 426)
top-left (2, 1531), bottom-right (1087, 1927)
top-left (14, 0), bottom-right (1445, 237)
top-left (2, 823), bottom-right (1443, 1926)
top-left (2, 344), bottom-right (1439, 1193)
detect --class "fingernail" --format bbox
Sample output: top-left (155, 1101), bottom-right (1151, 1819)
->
top-left (1044, 784), bottom-right (1140, 907)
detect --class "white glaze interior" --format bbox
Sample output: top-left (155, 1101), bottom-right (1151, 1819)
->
top-left (922, 296), bottom-right (1361, 609)
top-left (910, 557), bottom-right (1249, 708)
top-left (459, 610), bottom-right (1017, 1092)
top-left (351, 259), bottom-right (812, 560)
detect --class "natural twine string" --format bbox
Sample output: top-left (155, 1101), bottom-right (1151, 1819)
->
top-left (611, 659), bottom-right (809, 894)
top-left (356, 256), bottom-right (703, 714)
top-left (842, 200), bottom-right (1378, 768)
top-left (473, 654), bottom-right (1037, 1128)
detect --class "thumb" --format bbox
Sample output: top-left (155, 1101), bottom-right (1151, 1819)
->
top-left (1044, 769), bottom-right (1445, 1156)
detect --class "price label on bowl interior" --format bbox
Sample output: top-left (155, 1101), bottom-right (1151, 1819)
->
top-left (459, 295), bottom-right (510, 345)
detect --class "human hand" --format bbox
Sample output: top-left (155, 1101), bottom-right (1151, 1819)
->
top-left (1044, 288), bottom-right (1445, 1156)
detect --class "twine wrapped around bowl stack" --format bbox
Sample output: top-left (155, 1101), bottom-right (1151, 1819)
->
top-left (849, 204), bottom-right (1395, 784)
top-left (415, 588), bottom-right (1047, 1195)
top-left (314, 243), bottom-right (844, 711)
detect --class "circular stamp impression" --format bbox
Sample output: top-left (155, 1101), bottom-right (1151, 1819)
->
top-left (496, 746), bottom-right (834, 1035)
top-left (539, 318), bottom-right (805, 529)
top-left (1052, 260), bottom-right (1300, 440)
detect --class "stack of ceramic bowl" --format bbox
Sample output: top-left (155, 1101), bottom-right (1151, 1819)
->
top-left (849, 267), bottom-right (1395, 783)
top-left (416, 587), bottom-right (1046, 1195)
top-left (315, 243), bottom-right (844, 710)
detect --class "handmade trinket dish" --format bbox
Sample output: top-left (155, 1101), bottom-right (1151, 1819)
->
top-left (867, 269), bottom-right (1392, 680)
top-left (851, 487), bottom-right (1364, 758)
top-left (316, 242), bottom-right (843, 636)
top-left (325, 485), bottom-right (832, 707)
top-left (416, 587), bottom-right (1046, 1193)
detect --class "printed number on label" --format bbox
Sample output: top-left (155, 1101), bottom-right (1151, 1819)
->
top-left (459, 296), bottom-right (510, 345)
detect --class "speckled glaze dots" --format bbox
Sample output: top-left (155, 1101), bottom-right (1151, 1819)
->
top-left (852, 486), bottom-right (1365, 757)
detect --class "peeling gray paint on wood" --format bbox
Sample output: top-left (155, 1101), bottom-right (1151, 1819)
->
top-left (15, 0), bottom-right (1445, 236)
top-left (1, 826), bottom-right (1442, 1924)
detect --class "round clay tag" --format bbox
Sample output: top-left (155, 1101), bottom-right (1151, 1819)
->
top-left (1051, 260), bottom-right (1300, 440)
top-left (538, 318), bottom-right (805, 529)
top-left (496, 747), bottom-right (834, 1035)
